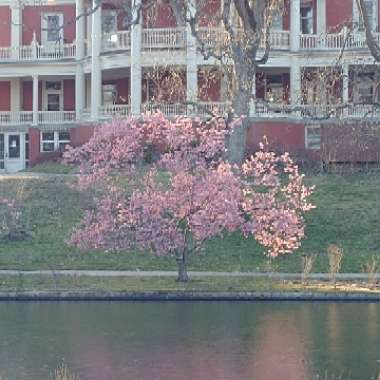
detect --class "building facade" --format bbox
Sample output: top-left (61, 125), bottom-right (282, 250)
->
top-left (0, 0), bottom-right (379, 171)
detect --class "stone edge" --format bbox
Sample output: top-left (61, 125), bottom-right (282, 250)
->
top-left (0, 291), bottom-right (379, 301)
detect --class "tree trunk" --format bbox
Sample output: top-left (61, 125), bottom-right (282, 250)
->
top-left (228, 86), bottom-right (252, 165)
top-left (176, 249), bottom-right (189, 282)
top-left (227, 57), bottom-right (255, 165)
top-left (227, 117), bottom-right (250, 165)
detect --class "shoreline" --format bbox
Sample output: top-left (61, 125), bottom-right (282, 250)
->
top-left (1, 290), bottom-right (379, 301)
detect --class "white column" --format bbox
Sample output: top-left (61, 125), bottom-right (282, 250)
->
top-left (186, 1), bottom-right (198, 111)
top-left (91, 0), bottom-right (102, 120)
top-left (76, 69), bottom-right (85, 120)
top-left (76, 0), bottom-right (85, 59)
top-left (10, 78), bottom-right (20, 124)
top-left (32, 75), bottom-right (39, 126)
top-left (317, 0), bottom-right (326, 35)
top-left (76, 0), bottom-right (86, 120)
top-left (290, 0), bottom-right (300, 52)
top-left (342, 63), bottom-right (349, 104)
top-left (290, 57), bottom-right (301, 106)
top-left (130, 0), bottom-right (142, 115)
top-left (249, 73), bottom-right (256, 117)
top-left (10, 79), bottom-right (20, 112)
top-left (11, 3), bottom-right (21, 48)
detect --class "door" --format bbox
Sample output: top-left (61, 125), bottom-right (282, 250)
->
top-left (3, 133), bottom-right (25, 173)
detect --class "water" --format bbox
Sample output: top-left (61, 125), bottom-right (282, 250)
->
top-left (0, 301), bottom-right (379, 380)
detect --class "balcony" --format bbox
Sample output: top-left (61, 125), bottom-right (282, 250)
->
top-left (197, 28), bottom-right (290, 50)
top-left (142, 28), bottom-right (186, 49)
top-left (0, 42), bottom-right (76, 62)
top-left (300, 31), bottom-right (380, 51)
top-left (98, 27), bottom-right (290, 55)
top-left (100, 104), bottom-right (131, 118)
top-left (0, 111), bottom-right (76, 126)
top-left (1, 103), bottom-right (379, 127)
top-left (101, 31), bottom-right (131, 53)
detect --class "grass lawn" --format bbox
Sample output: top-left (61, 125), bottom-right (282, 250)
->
top-left (0, 171), bottom-right (379, 273)
top-left (0, 274), bottom-right (379, 294)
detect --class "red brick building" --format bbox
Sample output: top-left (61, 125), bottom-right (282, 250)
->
top-left (0, 0), bottom-right (379, 171)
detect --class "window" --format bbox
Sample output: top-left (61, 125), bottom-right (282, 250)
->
top-left (41, 131), bottom-right (70, 152)
top-left (305, 125), bottom-right (321, 149)
top-left (47, 94), bottom-right (60, 111)
top-left (44, 81), bottom-right (62, 111)
top-left (102, 10), bottom-right (117, 34)
top-left (300, 4), bottom-right (313, 34)
top-left (8, 135), bottom-right (20, 159)
top-left (58, 131), bottom-right (70, 150)
top-left (42, 13), bottom-right (63, 45)
top-left (265, 75), bottom-right (284, 103)
top-left (271, 12), bottom-right (283, 30)
top-left (359, 0), bottom-right (374, 30)
top-left (46, 81), bottom-right (61, 91)
top-left (102, 84), bottom-right (118, 105)
top-left (354, 73), bottom-right (375, 103)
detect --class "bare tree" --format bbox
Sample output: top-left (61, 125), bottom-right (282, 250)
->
top-left (163, 0), bottom-right (283, 163)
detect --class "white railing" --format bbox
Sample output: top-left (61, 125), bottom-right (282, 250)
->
top-left (102, 31), bottom-right (131, 52)
top-left (0, 112), bottom-right (11, 124)
top-left (196, 101), bottom-right (229, 115)
top-left (197, 27), bottom-right (229, 47)
top-left (346, 104), bottom-right (380, 118)
top-left (0, 111), bottom-right (33, 125)
top-left (142, 102), bottom-right (188, 117)
top-left (18, 45), bottom-right (34, 60)
top-left (100, 104), bottom-right (131, 117)
top-left (300, 33), bottom-right (343, 50)
top-left (260, 31), bottom-right (290, 50)
top-left (0, 47), bottom-right (11, 60)
top-left (36, 43), bottom-right (76, 60)
top-left (38, 111), bottom-right (76, 124)
top-left (300, 31), bottom-right (380, 51)
top-left (255, 102), bottom-right (294, 118)
top-left (143, 28), bottom-right (186, 49)
top-left (20, 111), bottom-right (33, 124)
top-left (0, 42), bottom-right (76, 61)
top-left (269, 31), bottom-right (290, 49)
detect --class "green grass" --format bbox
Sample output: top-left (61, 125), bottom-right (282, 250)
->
top-left (0, 173), bottom-right (379, 273)
top-left (22, 162), bottom-right (75, 174)
top-left (0, 274), bottom-right (378, 294)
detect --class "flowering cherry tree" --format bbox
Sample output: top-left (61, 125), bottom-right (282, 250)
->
top-left (65, 113), bottom-right (314, 282)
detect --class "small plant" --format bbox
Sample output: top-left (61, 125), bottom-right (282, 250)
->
top-left (0, 197), bottom-right (22, 240)
top-left (362, 255), bottom-right (379, 289)
top-left (0, 180), bottom-right (28, 241)
top-left (327, 244), bottom-right (344, 285)
top-left (50, 364), bottom-right (80, 380)
top-left (301, 253), bottom-right (316, 285)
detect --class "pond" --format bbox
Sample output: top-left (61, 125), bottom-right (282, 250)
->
top-left (0, 301), bottom-right (379, 380)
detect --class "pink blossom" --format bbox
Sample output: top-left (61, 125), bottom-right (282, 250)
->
top-left (66, 113), bottom-right (314, 280)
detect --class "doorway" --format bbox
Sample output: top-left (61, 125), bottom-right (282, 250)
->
top-left (0, 133), bottom-right (26, 173)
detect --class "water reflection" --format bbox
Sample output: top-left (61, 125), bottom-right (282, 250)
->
top-left (0, 302), bottom-right (379, 380)
top-left (251, 312), bottom-right (309, 380)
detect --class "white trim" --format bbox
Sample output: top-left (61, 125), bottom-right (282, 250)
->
top-left (305, 125), bottom-right (321, 149)
top-left (0, 132), bottom-right (26, 172)
top-left (41, 12), bottom-right (64, 45)
top-left (40, 130), bottom-right (70, 153)
top-left (102, 9), bottom-right (118, 34)
top-left (42, 80), bottom-right (64, 111)
top-left (353, 0), bottom-right (378, 30)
